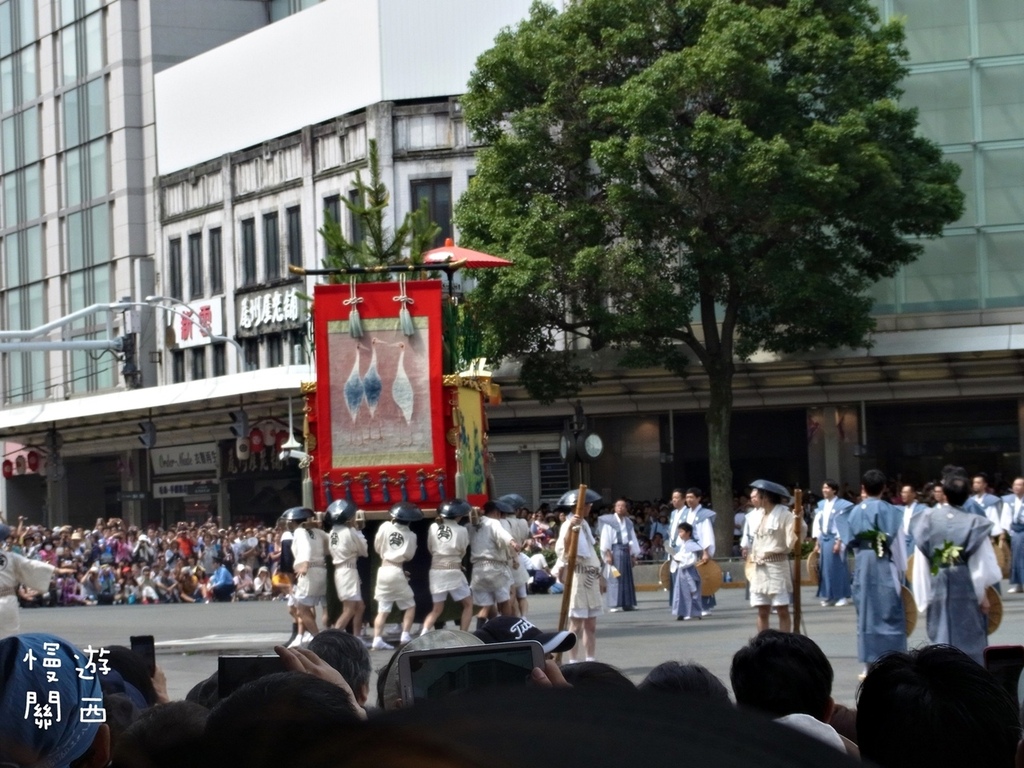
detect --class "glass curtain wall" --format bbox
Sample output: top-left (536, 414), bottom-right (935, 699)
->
top-left (868, 0), bottom-right (1024, 314)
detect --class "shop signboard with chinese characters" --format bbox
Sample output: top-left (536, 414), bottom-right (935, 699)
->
top-left (236, 282), bottom-right (304, 339)
top-left (153, 480), bottom-right (220, 498)
top-left (171, 297), bottom-right (225, 349)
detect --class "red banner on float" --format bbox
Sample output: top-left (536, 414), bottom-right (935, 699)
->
top-left (312, 280), bottom-right (448, 510)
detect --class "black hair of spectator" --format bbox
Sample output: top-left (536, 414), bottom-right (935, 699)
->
top-left (104, 646), bottom-right (158, 706)
top-left (856, 645), bottom-right (1020, 768)
top-left (861, 469), bottom-right (887, 497)
top-left (201, 672), bottom-right (363, 768)
top-left (638, 661), bottom-right (731, 704)
top-left (558, 661), bottom-right (636, 692)
top-left (730, 630), bottom-right (833, 720)
top-left (103, 692), bottom-right (141, 757)
top-left (185, 671), bottom-right (220, 710)
top-left (112, 701), bottom-right (209, 768)
top-left (307, 629), bottom-right (371, 697)
top-left (941, 466), bottom-right (971, 507)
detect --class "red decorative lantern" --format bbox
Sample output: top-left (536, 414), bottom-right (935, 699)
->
top-left (2, 460), bottom-right (12, 479)
top-left (26, 451), bottom-right (39, 472)
top-left (275, 430), bottom-right (288, 450)
top-left (248, 427), bottom-right (264, 451)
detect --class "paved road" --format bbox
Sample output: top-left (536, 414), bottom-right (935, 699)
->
top-left (18, 584), bottom-right (1024, 705)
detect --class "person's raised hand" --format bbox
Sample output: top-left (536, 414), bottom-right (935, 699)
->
top-left (274, 645), bottom-right (367, 720)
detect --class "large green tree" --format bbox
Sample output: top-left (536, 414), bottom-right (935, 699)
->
top-left (456, 0), bottom-right (963, 553)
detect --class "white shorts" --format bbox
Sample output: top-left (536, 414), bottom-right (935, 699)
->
top-left (568, 607), bottom-right (602, 619)
top-left (750, 591), bottom-right (791, 607)
top-left (470, 563), bottom-right (512, 607)
top-left (432, 584), bottom-right (471, 603)
top-left (293, 593), bottom-right (324, 608)
top-left (334, 567), bottom-right (362, 603)
top-left (377, 597), bottom-right (415, 612)
top-left (515, 584), bottom-right (528, 599)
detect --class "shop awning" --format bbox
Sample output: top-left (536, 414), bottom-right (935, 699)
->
top-left (0, 365), bottom-right (315, 451)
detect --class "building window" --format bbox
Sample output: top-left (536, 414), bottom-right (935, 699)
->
top-left (60, 9), bottom-right (104, 85)
top-left (243, 338), bottom-right (259, 371)
top-left (63, 77), bottom-right (105, 150)
top-left (2, 107), bottom-right (40, 171)
top-left (171, 350), bottom-right (185, 383)
top-left (240, 218), bottom-right (256, 286)
top-left (190, 347), bottom-right (206, 380)
top-left (0, 48), bottom-right (39, 112)
top-left (266, 334), bottom-right (283, 367)
top-left (64, 138), bottom-right (107, 206)
top-left (286, 205), bottom-right (302, 267)
top-left (209, 227), bottom-right (223, 295)
top-left (212, 343), bottom-right (226, 377)
top-left (287, 329), bottom-right (306, 365)
top-left (348, 189), bottom-right (365, 245)
top-left (1, 0), bottom-right (37, 57)
top-left (263, 211), bottom-right (280, 280)
top-left (410, 178), bottom-right (452, 247)
top-left (3, 225), bottom-right (44, 403)
top-left (167, 237), bottom-right (182, 299)
top-left (188, 232), bottom-right (203, 299)
top-left (60, 0), bottom-right (102, 25)
top-left (323, 194), bottom-right (340, 226)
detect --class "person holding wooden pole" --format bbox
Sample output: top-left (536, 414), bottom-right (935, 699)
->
top-left (742, 480), bottom-right (798, 633)
top-left (555, 487), bottom-right (604, 663)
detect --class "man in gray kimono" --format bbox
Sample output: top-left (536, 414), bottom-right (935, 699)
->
top-left (909, 467), bottom-right (1002, 664)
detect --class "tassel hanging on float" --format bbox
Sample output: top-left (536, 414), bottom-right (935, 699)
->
top-left (344, 277), bottom-right (363, 338)
top-left (395, 275), bottom-right (415, 337)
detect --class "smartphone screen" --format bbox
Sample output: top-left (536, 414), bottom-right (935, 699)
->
top-left (984, 645), bottom-right (1024, 706)
top-left (129, 635), bottom-right (156, 676)
top-left (398, 640), bottom-right (544, 705)
top-left (218, 655), bottom-right (287, 699)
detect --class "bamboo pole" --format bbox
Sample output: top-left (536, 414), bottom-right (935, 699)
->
top-left (791, 488), bottom-right (804, 634)
top-left (555, 485), bottom-right (589, 664)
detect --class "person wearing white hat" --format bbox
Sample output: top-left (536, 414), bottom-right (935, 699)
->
top-left (742, 480), bottom-right (798, 633)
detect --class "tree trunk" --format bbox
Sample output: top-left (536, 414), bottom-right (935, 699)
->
top-left (706, 365), bottom-right (735, 559)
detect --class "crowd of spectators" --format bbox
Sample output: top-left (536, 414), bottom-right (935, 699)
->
top-left (1, 621), bottom-right (1019, 768)
top-left (5, 517), bottom-right (286, 608)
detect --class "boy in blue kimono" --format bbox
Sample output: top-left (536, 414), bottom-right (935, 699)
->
top-left (670, 523), bottom-right (704, 621)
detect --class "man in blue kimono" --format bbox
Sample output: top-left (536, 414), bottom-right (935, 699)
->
top-left (1003, 476), bottom-right (1024, 593)
top-left (836, 469), bottom-right (906, 679)
top-left (812, 480), bottom-right (853, 607)
top-left (910, 467), bottom-right (1001, 664)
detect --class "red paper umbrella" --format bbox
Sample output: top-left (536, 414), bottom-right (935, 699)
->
top-left (421, 238), bottom-right (512, 269)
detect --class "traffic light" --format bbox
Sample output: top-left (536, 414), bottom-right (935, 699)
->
top-left (139, 421), bottom-right (157, 448)
top-left (229, 410), bottom-right (249, 438)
